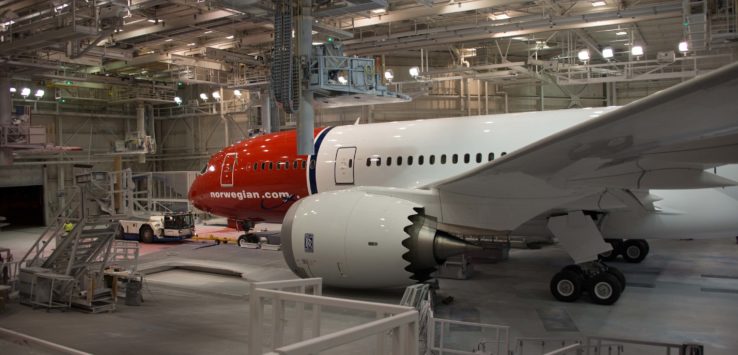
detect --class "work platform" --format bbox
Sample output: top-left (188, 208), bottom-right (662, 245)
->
top-left (1, 226), bottom-right (737, 354)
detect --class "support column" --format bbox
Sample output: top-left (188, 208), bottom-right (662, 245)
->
top-left (0, 74), bottom-right (12, 165)
top-left (137, 102), bottom-right (145, 163)
top-left (296, 0), bottom-right (314, 155)
top-left (221, 87), bottom-right (229, 147)
top-left (261, 92), bottom-right (272, 133)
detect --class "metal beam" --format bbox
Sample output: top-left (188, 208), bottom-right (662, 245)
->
top-left (111, 10), bottom-right (242, 41)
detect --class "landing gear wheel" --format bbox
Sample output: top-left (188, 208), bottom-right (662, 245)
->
top-left (598, 239), bottom-right (624, 261)
top-left (622, 239), bottom-right (648, 263)
top-left (588, 272), bottom-right (622, 305)
top-left (139, 225), bottom-right (154, 243)
top-left (605, 267), bottom-right (626, 291)
top-left (237, 234), bottom-right (259, 247)
top-left (550, 270), bottom-right (584, 302)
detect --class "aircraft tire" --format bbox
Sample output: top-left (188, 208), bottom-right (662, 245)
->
top-left (588, 272), bottom-right (622, 305)
top-left (550, 269), bottom-right (584, 303)
top-left (622, 239), bottom-right (648, 263)
top-left (605, 267), bottom-right (626, 291)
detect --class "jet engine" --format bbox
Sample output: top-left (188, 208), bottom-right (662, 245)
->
top-left (281, 189), bottom-right (479, 288)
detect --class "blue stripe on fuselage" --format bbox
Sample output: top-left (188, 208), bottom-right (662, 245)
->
top-left (308, 127), bottom-right (334, 195)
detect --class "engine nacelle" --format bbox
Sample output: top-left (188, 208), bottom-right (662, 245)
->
top-left (281, 189), bottom-right (478, 288)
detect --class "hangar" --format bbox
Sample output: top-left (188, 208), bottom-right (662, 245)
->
top-left (1, 0), bottom-right (738, 354)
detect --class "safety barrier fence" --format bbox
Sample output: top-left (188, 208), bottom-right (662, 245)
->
top-left (0, 327), bottom-right (91, 355)
top-left (249, 278), bottom-right (418, 355)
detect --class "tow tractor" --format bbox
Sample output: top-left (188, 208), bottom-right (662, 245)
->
top-left (117, 212), bottom-right (195, 243)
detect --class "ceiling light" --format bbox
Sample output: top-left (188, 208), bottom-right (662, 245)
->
top-left (383, 69), bottom-right (394, 81)
top-left (233, 89), bottom-right (242, 97)
top-left (226, 35), bottom-right (234, 39)
top-left (489, 12), bottom-right (510, 20)
top-left (188, 43), bottom-right (196, 46)
top-left (20, 88), bottom-right (30, 97)
top-left (148, 19), bottom-right (156, 23)
top-left (631, 45), bottom-right (644, 56)
top-left (409, 66), bottom-right (420, 78)
top-left (311, 30), bottom-right (318, 35)
top-left (174, 96), bottom-right (182, 105)
top-left (165, 38), bottom-right (173, 42)
top-left (312, 41), bottom-right (324, 45)
top-left (204, 30), bottom-right (213, 34)
top-left (602, 47), bottom-right (614, 58)
top-left (592, 1), bottom-right (606, 6)
top-left (54, 4), bottom-right (69, 12)
top-left (371, 9), bottom-right (386, 14)
top-left (577, 49), bottom-right (590, 61)
top-left (678, 41), bottom-right (688, 52)
top-left (337, 75), bottom-right (348, 84)
top-left (9, 87), bottom-right (16, 93)
top-left (34, 89), bottom-right (44, 98)
top-left (199, 93), bottom-right (208, 101)
top-left (212, 91), bottom-right (221, 100)
top-left (616, 31), bottom-right (627, 36)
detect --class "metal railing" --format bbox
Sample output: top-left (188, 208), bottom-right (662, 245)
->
top-left (250, 278), bottom-right (419, 355)
top-left (427, 308), bottom-right (510, 355)
top-left (0, 327), bottom-right (91, 355)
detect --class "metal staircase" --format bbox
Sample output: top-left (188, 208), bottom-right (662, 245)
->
top-left (17, 173), bottom-right (126, 313)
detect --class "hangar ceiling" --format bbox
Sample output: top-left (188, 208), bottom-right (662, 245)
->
top-left (0, 0), bottom-right (735, 91)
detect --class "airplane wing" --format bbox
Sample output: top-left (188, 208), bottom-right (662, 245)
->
top-left (429, 62), bottom-right (738, 230)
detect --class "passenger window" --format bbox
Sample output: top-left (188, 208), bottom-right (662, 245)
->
top-left (476, 153), bottom-right (482, 163)
top-left (501, 152), bottom-right (507, 156)
top-left (441, 154), bottom-right (447, 164)
top-left (376, 158), bottom-right (382, 167)
top-left (397, 156), bottom-right (403, 166)
top-left (276, 162), bottom-right (281, 170)
top-left (429, 155), bottom-right (435, 165)
top-left (293, 161), bottom-right (298, 169)
top-left (349, 159), bottom-right (353, 168)
top-left (269, 162), bottom-right (274, 170)
top-left (261, 162), bottom-right (266, 170)
top-left (366, 158), bottom-right (371, 167)
top-left (302, 160), bottom-right (307, 169)
top-left (452, 154), bottom-right (458, 164)
top-left (464, 154), bottom-right (470, 163)
top-left (418, 155), bottom-right (424, 165)
top-left (253, 163), bottom-right (258, 171)
top-left (408, 156), bottom-right (414, 165)
top-left (488, 152), bottom-right (494, 161)
top-left (284, 161), bottom-right (289, 170)
top-left (386, 157), bottom-right (392, 166)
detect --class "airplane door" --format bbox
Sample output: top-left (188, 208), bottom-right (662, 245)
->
top-left (334, 147), bottom-right (356, 185)
top-left (220, 152), bottom-right (237, 187)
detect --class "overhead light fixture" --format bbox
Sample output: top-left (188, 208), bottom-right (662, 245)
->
top-left (204, 30), bottom-right (213, 34)
top-left (20, 87), bottom-right (30, 97)
top-left (337, 75), bottom-right (348, 84)
top-left (165, 38), bottom-right (173, 42)
top-left (409, 66), bottom-right (420, 78)
top-left (199, 93), bottom-right (208, 101)
top-left (148, 19), bottom-right (157, 23)
top-left (312, 41), bottom-right (324, 45)
top-left (631, 45), bottom-right (644, 56)
top-left (55, 3), bottom-right (69, 12)
top-left (577, 49), bottom-right (590, 61)
top-left (233, 89), bottom-right (242, 97)
top-left (615, 31), bottom-right (627, 36)
top-left (9, 87), bottom-right (16, 93)
top-left (188, 43), bottom-right (196, 46)
top-left (678, 41), bottom-right (689, 52)
top-left (489, 12), bottom-right (510, 20)
top-left (174, 96), bottom-right (182, 105)
top-left (212, 91), bottom-right (221, 100)
top-left (34, 89), bottom-right (44, 98)
top-left (226, 35), bottom-right (234, 39)
top-left (602, 47), bottom-right (614, 58)
top-left (383, 69), bottom-right (394, 82)
top-left (592, 1), bottom-right (606, 6)
top-left (371, 9), bottom-right (386, 14)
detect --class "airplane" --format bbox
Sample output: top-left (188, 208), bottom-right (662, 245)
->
top-left (189, 62), bottom-right (738, 305)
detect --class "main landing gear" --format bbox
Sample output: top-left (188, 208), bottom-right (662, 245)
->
top-left (599, 239), bottom-right (650, 263)
top-left (550, 261), bottom-right (625, 305)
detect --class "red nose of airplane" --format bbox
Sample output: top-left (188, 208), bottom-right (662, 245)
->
top-left (188, 172), bottom-right (209, 213)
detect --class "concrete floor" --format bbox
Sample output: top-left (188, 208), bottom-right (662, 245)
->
top-left (1, 226), bottom-right (738, 354)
